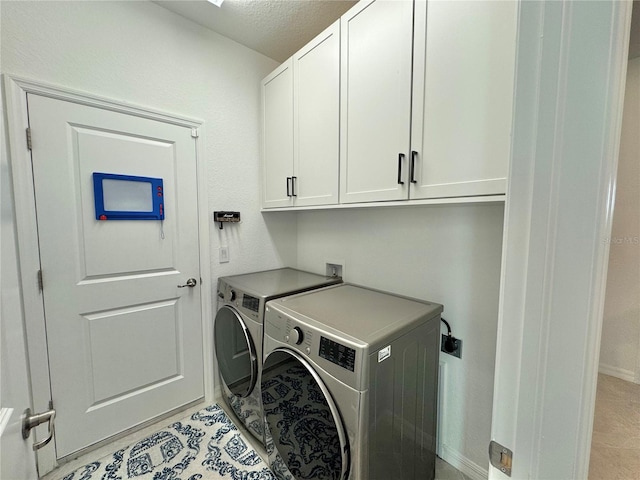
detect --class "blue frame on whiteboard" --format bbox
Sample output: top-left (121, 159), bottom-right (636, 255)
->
top-left (93, 172), bottom-right (165, 220)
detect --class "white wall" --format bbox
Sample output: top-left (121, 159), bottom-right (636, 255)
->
top-left (0, 0), bottom-right (297, 305)
top-left (600, 56), bottom-right (640, 384)
top-left (291, 203), bottom-right (504, 476)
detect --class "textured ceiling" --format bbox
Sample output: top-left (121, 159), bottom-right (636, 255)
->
top-left (154, 0), bottom-right (357, 62)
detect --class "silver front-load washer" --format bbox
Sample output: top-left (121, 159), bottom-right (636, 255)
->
top-left (214, 268), bottom-right (342, 445)
top-left (261, 284), bottom-right (443, 480)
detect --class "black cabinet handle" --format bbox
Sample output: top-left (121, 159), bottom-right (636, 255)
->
top-left (397, 153), bottom-right (405, 185)
top-left (286, 177), bottom-right (292, 197)
top-left (410, 150), bottom-right (418, 183)
top-left (291, 176), bottom-right (297, 196)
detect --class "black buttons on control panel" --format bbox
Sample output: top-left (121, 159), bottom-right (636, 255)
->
top-left (229, 290), bottom-right (236, 302)
top-left (242, 294), bottom-right (260, 313)
top-left (319, 336), bottom-right (356, 372)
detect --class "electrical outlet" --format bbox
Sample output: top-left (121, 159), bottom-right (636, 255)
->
top-left (441, 334), bottom-right (462, 359)
top-left (219, 246), bottom-right (229, 263)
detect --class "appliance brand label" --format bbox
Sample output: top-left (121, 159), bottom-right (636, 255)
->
top-left (378, 345), bottom-right (391, 363)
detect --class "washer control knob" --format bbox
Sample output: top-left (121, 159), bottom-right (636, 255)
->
top-left (306, 347), bottom-right (311, 355)
top-left (229, 290), bottom-right (236, 302)
top-left (290, 327), bottom-right (304, 345)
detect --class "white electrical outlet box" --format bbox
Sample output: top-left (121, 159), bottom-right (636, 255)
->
top-left (219, 246), bottom-right (229, 263)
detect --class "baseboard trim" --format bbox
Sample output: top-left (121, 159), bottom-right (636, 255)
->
top-left (598, 363), bottom-right (637, 383)
top-left (437, 361), bottom-right (447, 458)
top-left (440, 444), bottom-right (488, 480)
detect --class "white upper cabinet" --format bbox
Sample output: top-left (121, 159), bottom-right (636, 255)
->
top-left (339, 0), bottom-right (414, 204)
top-left (262, 59), bottom-right (294, 208)
top-left (339, 0), bottom-right (516, 204)
top-left (262, 22), bottom-right (340, 209)
top-left (261, 0), bottom-right (517, 209)
top-left (294, 21), bottom-right (340, 207)
top-left (410, 0), bottom-right (517, 200)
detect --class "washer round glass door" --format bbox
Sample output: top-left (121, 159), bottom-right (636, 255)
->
top-left (261, 348), bottom-right (349, 480)
top-left (214, 305), bottom-right (257, 398)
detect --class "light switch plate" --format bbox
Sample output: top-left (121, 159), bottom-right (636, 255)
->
top-left (219, 246), bottom-right (229, 263)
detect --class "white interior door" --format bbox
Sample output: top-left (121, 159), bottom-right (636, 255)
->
top-left (27, 93), bottom-right (204, 459)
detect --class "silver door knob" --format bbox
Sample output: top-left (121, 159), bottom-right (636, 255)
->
top-left (22, 405), bottom-right (56, 451)
top-left (178, 278), bottom-right (197, 288)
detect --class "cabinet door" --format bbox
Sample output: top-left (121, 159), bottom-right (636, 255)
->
top-left (262, 59), bottom-right (294, 208)
top-left (294, 21), bottom-right (340, 207)
top-left (340, 0), bottom-right (414, 204)
top-left (410, 0), bottom-right (517, 200)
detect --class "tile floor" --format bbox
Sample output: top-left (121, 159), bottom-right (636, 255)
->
top-left (41, 398), bottom-right (469, 480)
top-left (41, 402), bottom-right (210, 480)
top-left (588, 373), bottom-right (640, 480)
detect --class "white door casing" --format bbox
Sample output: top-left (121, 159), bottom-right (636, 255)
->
top-left (1, 86), bottom-right (39, 480)
top-left (3, 75), bottom-right (213, 475)
top-left (490, 1), bottom-right (631, 479)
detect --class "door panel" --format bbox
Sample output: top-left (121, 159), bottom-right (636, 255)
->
top-left (76, 128), bottom-right (176, 276)
top-left (27, 93), bottom-right (204, 458)
top-left (340, 0), bottom-right (413, 203)
top-left (262, 59), bottom-right (294, 208)
top-left (84, 300), bottom-right (181, 404)
top-left (410, 0), bottom-right (515, 199)
top-left (294, 21), bottom-right (340, 207)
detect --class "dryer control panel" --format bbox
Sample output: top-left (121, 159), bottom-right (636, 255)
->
top-left (242, 294), bottom-right (260, 312)
top-left (217, 280), bottom-right (261, 320)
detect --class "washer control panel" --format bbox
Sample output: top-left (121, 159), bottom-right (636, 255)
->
top-left (319, 336), bottom-right (356, 372)
top-left (290, 326), bottom-right (304, 345)
top-left (265, 305), bottom-right (362, 390)
top-left (285, 318), bottom-right (313, 352)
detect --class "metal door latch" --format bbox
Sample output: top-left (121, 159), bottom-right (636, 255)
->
top-left (489, 440), bottom-right (513, 476)
top-left (22, 403), bottom-right (56, 451)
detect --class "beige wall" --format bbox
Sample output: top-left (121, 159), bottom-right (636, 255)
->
top-left (600, 56), bottom-right (640, 384)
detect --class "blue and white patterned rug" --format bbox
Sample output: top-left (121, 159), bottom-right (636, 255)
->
top-left (61, 404), bottom-right (276, 480)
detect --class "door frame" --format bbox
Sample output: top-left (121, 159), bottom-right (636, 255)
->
top-left (489, 1), bottom-right (631, 479)
top-left (3, 74), bottom-right (213, 475)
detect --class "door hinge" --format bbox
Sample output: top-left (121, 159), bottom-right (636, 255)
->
top-left (26, 127), bottom-right (32, 151)
top-left (191, 128), bottom-right (199, 138)
top-left (489, 440), bottom-right (513, 476)
top-left (37, 270), bottom-right (43, 291)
